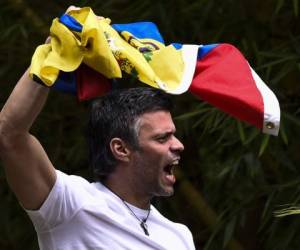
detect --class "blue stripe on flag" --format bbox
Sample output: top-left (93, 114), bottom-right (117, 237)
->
top-left (198, 44), bottom-right (219, 59)
top-left (59, 15), bottom-right (164, 45)
top-left (171, 43), bottom-right (183, 50)
top-left (53, 72), bottom-right (77, 95)
top-left (112, 22), bottom-right (165, 44)
top-left (59, 14), bottom-right (83, 32)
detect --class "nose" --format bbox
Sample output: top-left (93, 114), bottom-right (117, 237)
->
top-left (170, 136), bottom-right (184, 153)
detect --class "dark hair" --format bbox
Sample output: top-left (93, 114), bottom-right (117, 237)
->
top-left (86, 87), bottom-right (173, 180)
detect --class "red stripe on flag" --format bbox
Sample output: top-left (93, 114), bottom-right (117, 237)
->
top-left (189, 44), bottom-right (264, 129)
top-left (76, 64), bottom-right (111, 101)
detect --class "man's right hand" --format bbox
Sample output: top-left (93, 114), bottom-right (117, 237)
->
top-left (0, 5), bottom-right (102, 210)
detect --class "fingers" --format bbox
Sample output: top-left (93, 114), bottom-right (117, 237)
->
top-left (66, 6), bottom-right (105, 20)
top-left (65, 5), bottom-right (81, 14)
top-left (45, 36), bottom-right (51, 44)
top-left (43, 6), bottom-right (81, 44)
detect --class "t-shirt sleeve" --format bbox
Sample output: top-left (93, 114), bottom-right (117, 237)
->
top-left (184, 226), bottom-right (196, 250)
top-left (26, 170), bottom-right (91, 232)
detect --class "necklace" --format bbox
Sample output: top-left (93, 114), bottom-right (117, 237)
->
top-left (121, 200), bottom-right (151, 236)
top-left (103, 184), bottom-right (151, 236)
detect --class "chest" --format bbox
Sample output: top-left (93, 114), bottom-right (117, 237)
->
top-left (50, 204), bottom-right (193, 250)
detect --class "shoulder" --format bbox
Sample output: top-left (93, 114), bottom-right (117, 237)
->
top-left (26, 170), bottom-right (107, 231)
top-left (56, 170), bottom-right (90, 184)
top-left (54, 170), bottom-right (108, 202)
top-left (150, 205), bottom-right (195, 248)
top-left (150, 205), bottom-right (192, 233)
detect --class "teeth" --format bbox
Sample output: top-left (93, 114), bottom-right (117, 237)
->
top-left (164, 160), bottom-right (180, 175)
top-left (172, 160), bottom-right (179, 166)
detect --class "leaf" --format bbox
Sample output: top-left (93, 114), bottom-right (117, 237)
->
top-left (237, 121), bottom-right (246, 144)
top-left (244, 128), bottom-right (260, 145)
top-left (293, 0), bottom-right (299, 16)
top-left (256, 55), bottom-right (298, 70)
top-left (174, 108), bottom-right (211, 121)
top-left (192, 110), bottom-right (213, 129)
top-left (210, 111), bottom-right (226, 131)
top-left (271, 62), bottom-right (295, 84)
top-left (223, 216), bottom-right (237, 247)
top-left (279, 120), bottom-right (288, 145)
top-left (274, 205), bottom-right (300, 217)
top-left (203, 223), bottom-right (222, 250)
top-left (262, 190), bottom-right (276, 219)
top-left (275, 0), bottom-right (285, 14)
top-left (0, 23), bottom-right (19, 41)
top-left (259, 134), bottom-right (270, 157)
top-left (283, 112), bottom-right (300, 127)
top-left (258, 51), bottom-right (292, 59)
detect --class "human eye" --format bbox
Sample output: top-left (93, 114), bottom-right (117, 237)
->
top-left (156, 137), bottom-right (167, 143)
top-left (156, 133), bottom-right (171, 143)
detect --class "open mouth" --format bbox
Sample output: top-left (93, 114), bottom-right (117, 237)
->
top-left (164, 164), bottom-right (175, 175)
top-left (163, 160), bottom-right (179, 184)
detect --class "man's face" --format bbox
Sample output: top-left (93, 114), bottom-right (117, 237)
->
top-left (130, 110), bottom-right (184, 198)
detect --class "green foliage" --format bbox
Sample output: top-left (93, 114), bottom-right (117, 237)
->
top-left (1, 0), bottom-right (300, 249)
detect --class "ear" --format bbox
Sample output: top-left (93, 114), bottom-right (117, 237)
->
top-left (110, 138), bottom-right (131, 162)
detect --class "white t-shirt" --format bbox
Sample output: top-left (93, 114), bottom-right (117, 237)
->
top-left (26, 170), bottom-right (195, 250)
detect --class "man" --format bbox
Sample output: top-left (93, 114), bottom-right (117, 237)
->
top-left (0, 65), bottom-right (195, 249)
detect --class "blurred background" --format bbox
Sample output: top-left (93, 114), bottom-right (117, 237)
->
top-left (0, 0), bottom-right (300, 249)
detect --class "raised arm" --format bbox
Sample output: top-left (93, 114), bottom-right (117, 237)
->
top-left (0, 69), bottom-right (56, 210)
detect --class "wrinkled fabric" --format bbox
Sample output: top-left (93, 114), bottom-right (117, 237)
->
top-left (30, 7), bottom-right (186, 93)
top-left (29, 7), bottom-right (280, 135)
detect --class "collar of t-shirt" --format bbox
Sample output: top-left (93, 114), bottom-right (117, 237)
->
top-left (94, 181), bottom-right (150, 221)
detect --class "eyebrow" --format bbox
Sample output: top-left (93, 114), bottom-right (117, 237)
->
top-left (152, 130), bottom-right (176, 139)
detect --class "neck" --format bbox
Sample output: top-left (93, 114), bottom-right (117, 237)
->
top-left (103, 177), bottom-right (151, 210)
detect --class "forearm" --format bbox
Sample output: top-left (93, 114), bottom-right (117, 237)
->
top-left (0, 69), bottom-right (56, 209)
top-left (0, 6), bottom-right (80, 209)
top-left (0, 69), bottom-right (49, 140)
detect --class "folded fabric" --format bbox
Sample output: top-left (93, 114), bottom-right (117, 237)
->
top-left (30, 7), bottom-right (280, 136)
top-left (30, 7), bottom-right (198, 94)
top-left (190, 44), bottom-right (280, 135)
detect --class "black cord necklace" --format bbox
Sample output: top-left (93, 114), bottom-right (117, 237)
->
top-left (121, 199), bottom-right (151, 236)
top-left (103, 184), bottom-right (151, 236)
